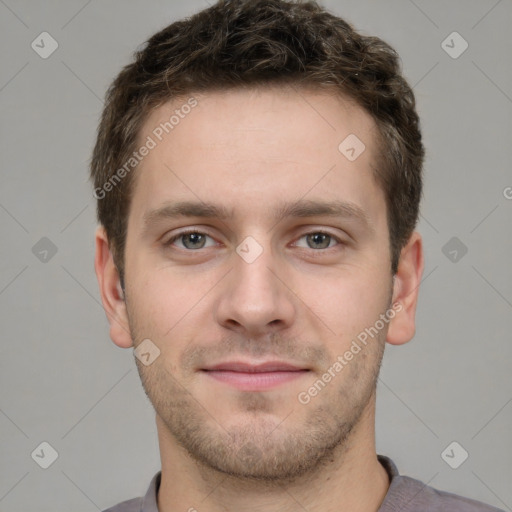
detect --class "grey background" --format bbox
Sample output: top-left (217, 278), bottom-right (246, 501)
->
top-left (0, 0), bottom-right (511, 510)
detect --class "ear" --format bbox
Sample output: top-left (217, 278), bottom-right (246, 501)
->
top-left (386, 231), bottom-right (424, 346)
top-left (94, 226), bottom-right (133, 348)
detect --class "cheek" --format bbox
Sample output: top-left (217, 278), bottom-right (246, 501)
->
top-left (126, 263), bottom-right (219, 347)
top-left (124, 260), bottom-right (171, 337)
top-left (133, 279), bottom-right (183, 334)
top-left (308, 266), bottom-right (391, 338)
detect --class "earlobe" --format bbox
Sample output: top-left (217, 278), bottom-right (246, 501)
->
top-left (386, 231), bottom-right (424, 346)
top-left (94, 226), bottom-right (133, 348)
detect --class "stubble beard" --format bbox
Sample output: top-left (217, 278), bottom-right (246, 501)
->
top-left (131, 329), bottom-right (386, 484)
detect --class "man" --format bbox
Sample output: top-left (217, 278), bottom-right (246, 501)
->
top-left (91, 1), bottom-right (503, 511)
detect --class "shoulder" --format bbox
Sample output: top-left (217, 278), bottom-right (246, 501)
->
top-left (101, 497), bottom-right (142, 512)
top-left (101, 470), bottom-right (161, 512)
top-left (396, 474), bottom-right (505, 512)
top-left (378, 456), bottom-right (504, 512)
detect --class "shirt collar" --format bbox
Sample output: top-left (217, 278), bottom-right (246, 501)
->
top-left (140, 470), bottom-right (161, 512)
top-left (376, 454), bottom-right (407, 512)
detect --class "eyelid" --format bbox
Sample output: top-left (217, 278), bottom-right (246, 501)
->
top-left (163, 228), bottom-right (217, 248)
top-left (292, 230), bottom-right (344, 249)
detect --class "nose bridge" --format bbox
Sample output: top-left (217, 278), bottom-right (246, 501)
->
top-left (215, 233), bottom-right (295, 332)
top-left (236, 236), bottom-right (277, 297)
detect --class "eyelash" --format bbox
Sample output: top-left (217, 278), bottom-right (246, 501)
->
top-left (163, 229), bottom-right (344, 252)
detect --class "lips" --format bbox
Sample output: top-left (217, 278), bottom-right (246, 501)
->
top-left (201, 361), bottom-right (310, 391)
top-left (203, 361), bottom-right (306, 372)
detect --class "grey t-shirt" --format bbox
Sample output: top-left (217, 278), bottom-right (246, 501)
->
top-left (102, 455), bottom-right (505, 512)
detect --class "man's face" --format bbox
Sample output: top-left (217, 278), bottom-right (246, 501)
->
top-left (122, 87), bottom-right (394, 480)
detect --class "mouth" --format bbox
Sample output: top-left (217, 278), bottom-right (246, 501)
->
top-left (201, 361), bottom-right (310, 391)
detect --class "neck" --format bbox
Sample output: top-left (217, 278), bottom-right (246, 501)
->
top-left (156, 395), bottom-right (390, 512)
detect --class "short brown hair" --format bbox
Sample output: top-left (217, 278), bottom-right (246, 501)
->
top-left (90, 0), bottom-right (424, 281)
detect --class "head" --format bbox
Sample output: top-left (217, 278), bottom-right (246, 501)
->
top-left (92, 0), bottom-right (424, 482)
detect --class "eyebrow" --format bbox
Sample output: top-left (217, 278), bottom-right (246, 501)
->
top-left (143, 199), bottom-right (374, 232)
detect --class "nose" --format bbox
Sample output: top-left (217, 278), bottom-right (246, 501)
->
top-left (214, 240), bottom-right (296, 337)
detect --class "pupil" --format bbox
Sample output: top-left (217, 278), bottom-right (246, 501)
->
top-left (310, 233), bottom-right (329, 249)
top-left (186, 233), bottom-right (203, 248)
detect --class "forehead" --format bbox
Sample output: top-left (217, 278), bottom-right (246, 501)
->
top-left (129, 86), bottom-right (386, 229)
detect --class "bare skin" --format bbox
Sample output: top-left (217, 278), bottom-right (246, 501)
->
top-left (95, 86), bottom-right (424, 512)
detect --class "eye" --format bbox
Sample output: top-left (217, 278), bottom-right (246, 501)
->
top-left (163, 229), bottom-right (343, 252)
top-left (295, 231), bottom-right (342, 250)
top-left (164, 230), bottom-right (217, 250)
